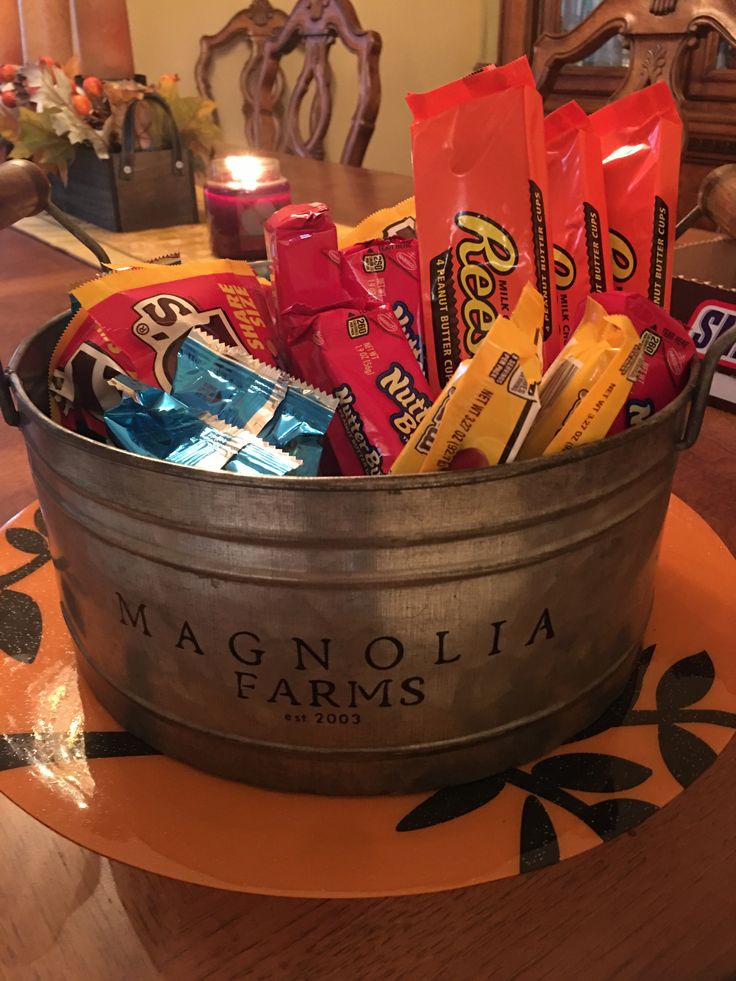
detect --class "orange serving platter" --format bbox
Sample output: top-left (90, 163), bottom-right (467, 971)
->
top-left (0, 496), bottom-right (733, 898)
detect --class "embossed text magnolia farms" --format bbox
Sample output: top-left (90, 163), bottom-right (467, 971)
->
top-left (116, 592), bottom-right (556, 710)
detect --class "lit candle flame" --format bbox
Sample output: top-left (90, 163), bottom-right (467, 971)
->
top-left (225, 155), bottom-right (267, 191)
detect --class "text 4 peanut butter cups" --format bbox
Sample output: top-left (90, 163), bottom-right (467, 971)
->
top-left (407, 57), bottom-right (559, 395)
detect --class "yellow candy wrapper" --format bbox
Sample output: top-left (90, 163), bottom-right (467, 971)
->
top-left (518, 297), bottom-right (643, 459)
top-left (391, 285), bottom-right (544, 474)
top-left (338, 197), bottom-right (416, 249)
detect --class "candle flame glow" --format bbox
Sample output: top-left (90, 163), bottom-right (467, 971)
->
top-left (225, 155), bottom-right (268, 191)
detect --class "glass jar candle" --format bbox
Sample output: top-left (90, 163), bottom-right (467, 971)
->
top-left (204, 155), bottom-right (291, 261)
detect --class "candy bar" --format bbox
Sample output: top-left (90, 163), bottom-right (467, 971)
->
top-left (173, 329), bottom-right (336, 475)
top-left (338, 197), bottom-right (416, 249)
top-left (544, 101), bottom-right (612, 343)
top-left (519, 297), bottom-right (643, 459)
top-left (105, 376), bottom-right (299, 475)
top-left (342, 236), bottom-right (425, 371)
top-left (391, 284), bottom-right (544, 473)
top-left (266, 202), bottom-right (352, 323)
top-left (49, 259), bottom-right (278, 436)
top-left (407, 57), bottom-right (558, 392)
top-left (592, 293), bottom-right (696, 433)
top-left (172, 329), bottom-right (286, 432)
top-left (284, 299), bottom-right (433, 475)
top-left (267, 201), bottom-right (433, 474)
top-left (590, 83), bottom-right (682, 309)
top-left (258, 379), bottom-right (338, 477)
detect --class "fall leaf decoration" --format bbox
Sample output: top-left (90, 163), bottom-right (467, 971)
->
top-left (0, 60), bottom-right (222, 179)
top-left (8, 108), bottom-right (75, 182)
top-left (32, 65), bottom-right (109, 160)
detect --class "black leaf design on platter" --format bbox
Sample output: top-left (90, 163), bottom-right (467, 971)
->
top-left (0, 590), bottom-right (42, 664)
top-left (5, 528), bottom-right (48, 555)
top-left (656, 651), bottom-right (714, 713)
top-left (395, 644), bottom-right (736, 875)
top-left (585, 798), bottom-right (659, 840)
top-left (0, 730), bottom-right (160, 771)
top-left (567, 644), bottom-right (655, 742)
top-left (0, 509), bottom-right (51, 664)
top-left (396, 775), bottom-right (506, 832)
top-left (658, 723), bottom-right (717, 788)
top-left (531, 753), bottom-right (652, 793)
top-left (520, 795), bottom-right (559, 872)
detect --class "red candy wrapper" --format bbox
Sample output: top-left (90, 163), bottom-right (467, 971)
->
top-left (407, 57), bottom-right (558, 392)
top-left (267, 202), bottom-right (350, 316)
top-left (590, 83), bottom-right (682, 310)
top-left (267, 203), bottom-right (433, 475)
top-left (286, 302), bottom-right (433, 475)
top-left (544, 101), bottom-right (612, 344)
top-left (592, 292), bottom-right (696, 433)
top-left (49, 260), bottom-right (277, 436)
top-left (341, 236), bottom-right (425, 370)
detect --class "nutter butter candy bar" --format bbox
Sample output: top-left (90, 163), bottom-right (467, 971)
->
top-left (544, 101), bottom-right (611, 343)
top-left (590, 83), bottom-right (682, 309)
top-left (284, 301), bottom-right (434, 475)
top-left (592, 292), bottom-right (695, 434)
top-left (49, 259), bottom-right (278, 435)
top-left (407, 57), bottom-right (558, 392)
top-left (391, 284), bottom-right (544, 474)
top-left (342, 236), bottom-right (425, 371)
top-left (266, 201), bottom-right (433, 474)
top-left (265, 202), bottom-right (351, 319)
top-left (172, 329), bottom-right (286, 432)
top-left (518, 297), bottom-right (642, 459)
top-left (337, 197), bottom-right (417, 249)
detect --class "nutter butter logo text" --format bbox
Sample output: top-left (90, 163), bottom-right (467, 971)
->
top-left (333, 383), bottom-right (383, 474)
top-left (376, 363), bottom-right (430, 442)
top-left (454, 211), bottom-right (519, 355)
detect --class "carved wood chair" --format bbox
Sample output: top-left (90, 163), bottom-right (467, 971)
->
top-left (532, 0), bottom-right (736, 108)
top-left (253, 0), bottom-right (382, 168)
top-left (194, 0), bottom-right (289, 147)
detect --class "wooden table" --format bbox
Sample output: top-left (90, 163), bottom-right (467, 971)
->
top-left (0, 157), bottom-right (734, 981)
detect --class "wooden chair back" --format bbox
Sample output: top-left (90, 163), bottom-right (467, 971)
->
top-left (253, 0), bottom-right (382, 167)
top-left (195, 0), bottom-right (289, 147)
top-left (532, 0), bottom-right (736, 108)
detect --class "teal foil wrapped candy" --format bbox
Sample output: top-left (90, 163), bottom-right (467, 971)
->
top-left (105, 375), bottom-right (299, 475)
top-left (172, 329), bottom-right (337, 476)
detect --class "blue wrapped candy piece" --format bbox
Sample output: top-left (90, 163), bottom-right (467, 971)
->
top-left (172, 329), bottom-right (337, 476)
top-left (105, 376), bottom-right (299, 476)
top-left (259, 381), bottom-right (337, 476)
top-left (173, 329), bottom-right (286, 432)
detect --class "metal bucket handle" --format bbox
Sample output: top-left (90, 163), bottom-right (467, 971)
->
top-left (676, 322), bottom-right (736, 450)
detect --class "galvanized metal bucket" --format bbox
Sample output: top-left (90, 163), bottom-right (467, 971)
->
top-left (2, 316), bottom-right (733, 795)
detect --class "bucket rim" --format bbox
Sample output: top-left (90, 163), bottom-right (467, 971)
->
top-left (7, 312), bottom-right (698, 493)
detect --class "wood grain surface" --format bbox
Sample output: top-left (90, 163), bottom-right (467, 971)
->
top-left (0, 157), bottom-right (734, 981)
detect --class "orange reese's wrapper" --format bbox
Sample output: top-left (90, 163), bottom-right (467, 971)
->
top-left (407, 57), bottom-right (559, 395)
